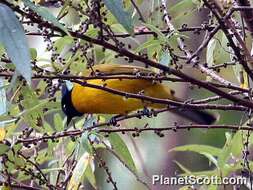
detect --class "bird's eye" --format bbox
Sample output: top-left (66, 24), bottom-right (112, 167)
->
top-left (63, 104), bottom-right (66, 111)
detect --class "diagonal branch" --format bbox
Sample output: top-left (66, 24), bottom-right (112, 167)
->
top-left (236, 1), bottom-right (253, 37)
top-left (203, 0), bottom-right (253, 81)
top-left (161, 0), bottom-right (234, 86)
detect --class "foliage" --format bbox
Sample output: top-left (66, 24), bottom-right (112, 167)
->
top-left (0, 0), bottom-right (252, 189)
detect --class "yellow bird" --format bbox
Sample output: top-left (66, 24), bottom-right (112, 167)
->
top-left (61, 64), bottom-right (216, 125)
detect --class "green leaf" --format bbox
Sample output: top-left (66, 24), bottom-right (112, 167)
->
top-left (19, 86), bottom-right (59, 128)
top-left (229, 131), bottom-right (244, 157)
top-left (80, 131), bottom-right (93, 154)
top-left (35, 80), bottom-right (48, 97)
top-left (0, 78), bottom-right (7, 127)
top-left (222, 159), bottom-right (249, 176)
top-left (70, 59), bottom-right (87, 73)
top-left (233, 63), bottom-right (244, 85)
top-left (147, 41), bottom-right (162, 59)
top-left (84, 163), bottom-right (97, 189)
top-left (0, 143), bottom-right (9, 155)
top-left (108, 133), bottom-right (136, 172)
top-left (169, 144), bottom-right (221, 157)
top-left (14, 155), bottom-right (25, 167)
top-left (206, 38), bottom-right (217, 81)
top-left (85, 27), bottom-right (99, 38)
top-left (174, 160), bottom-right (219, 179)
top-left (135, 37), bottom-right (162, 52)
top-left (104, 0), bottom-right (134, 34)
top-left (0, 44), bottom-right (5, 57)
top-left (218, 132), bottom-right (243, 169)
top-left (53, 36), bottom-right (74, 53)
top-left (0, 4), bottom-right (32, 84)
top-left (142, 23), bottom-right (168, 41)
top-left (179, 169), bottom-right (217, 177)
top-left (22, 0), bottom-right (69, 35)
top-left (110, 23), bottom-right (128, 33)
top-left (149, 0), bottom-right (163, 26)
top-left (54, 113), bottom-right (63, 132)
top-left (68, 152), bottom-right (91, 190)
top-left (173, 160), bottom-right (191, 174)
top-left (169, 0), bottom-right (197, 21)
top-left (36, 148), bottom-right (53, 164)
top-left (160, 50), bottom-right (172, 66)
top-left (30, 48), bottom-right (37, 60)
top-left (57, 0), bottom-right (71, 19)
top-left (206, 38), bottom-right (217, 68)
top-left (42, 122), bottom-right (54, 135)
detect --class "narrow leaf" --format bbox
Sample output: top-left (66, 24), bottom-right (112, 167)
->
top-left (135, 38), bottom-right (161, 52)
top-left (68, 152), bottom-right (91, 190)
top-left (160, 50), bottom-right (172, 66)
top-left (0, 78), bottom-right (7, 128)
top-left (142, 23), bottom-right (168, 41)
top-left (0, 143), bottom-right (9, 155)
top-left (169, 0), bottom-right (196, 21)
top-left (0, 4), bottom-right (32, 84)
top-left (206, 38), bottom-right (216, 67)
top-left (169, 144), bottom-right (221, 157)
top-left (206, 38), bottom-right (216, 81)
top-left (173, 160), bottom-right (191, 174)
top-left (108, 133), bottom-right (136, 172)
top-left (54, 113), bottom-right (63, 132)
top-left (218, 131), bottom-right (243, 169)
top-left (104, 0), bottom-right (134, 34)
top-left (84, 164), bottom-right (97, 189)
top-left (22, 0), bottom-right (69, 35)
top-left (230, 131), bottom-right (244, 157)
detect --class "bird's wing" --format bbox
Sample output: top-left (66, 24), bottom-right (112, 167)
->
top-left (79, 64), bottom-right (169, 97)
top-left (83, 64), bottom-right (156, 76)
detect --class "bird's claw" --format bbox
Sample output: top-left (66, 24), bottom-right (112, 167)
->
top-left (109, 116), bottom-right (118, 126)
top-left (142, 108), bottom-right (152, 117)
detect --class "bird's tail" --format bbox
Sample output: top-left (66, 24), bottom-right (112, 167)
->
top-left (172, 109), bottom-right (216, 125)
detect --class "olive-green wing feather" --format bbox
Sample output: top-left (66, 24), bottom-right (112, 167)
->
top-left (83, 64), bottom-right (155, 76)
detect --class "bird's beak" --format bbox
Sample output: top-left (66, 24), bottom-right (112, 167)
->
top-left (67, 116), bottom-right (72, 126)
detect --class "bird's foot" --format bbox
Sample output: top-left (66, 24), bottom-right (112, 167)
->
top-left (142, 107), bottom-right (152, 117)
top-left (109, 115), bottom-right (122, 126)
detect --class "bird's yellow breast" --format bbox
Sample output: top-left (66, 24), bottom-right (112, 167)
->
top-left (71, 79), bottom-right (174, 114)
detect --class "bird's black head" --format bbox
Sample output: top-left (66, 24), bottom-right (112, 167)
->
top-left (61, 82), bottom-right (83, 126)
